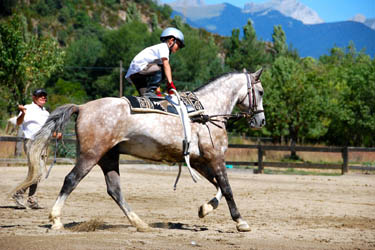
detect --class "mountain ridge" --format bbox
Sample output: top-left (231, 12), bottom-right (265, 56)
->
top-left (170, 2), bottom-right (375, 58)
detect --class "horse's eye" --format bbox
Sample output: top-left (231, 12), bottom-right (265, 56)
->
top-left (259, 91), bottom-right (263, 96)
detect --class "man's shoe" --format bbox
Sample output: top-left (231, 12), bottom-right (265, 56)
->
top-left (12, 194), bottom-right (26, 209)
top-left (26, 197), bottom-right (43, 209)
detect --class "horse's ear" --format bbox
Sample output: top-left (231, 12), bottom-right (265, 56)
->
top-left (254, 68), bottom-right (263, 81)
top-left (242, 68), bottom-right (247, 73)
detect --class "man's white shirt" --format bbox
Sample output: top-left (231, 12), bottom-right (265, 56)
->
top-left (18, 102), bottom-right (49, 139)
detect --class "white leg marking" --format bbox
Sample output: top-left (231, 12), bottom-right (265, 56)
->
top-left (199, 188), bottom-right (222, 218)
top-left (215, 188), bottom-right (223, 201)
top-left (128, 212), bottom-right (151, 232)
top-left (49, 194), bottom-right (68, 230)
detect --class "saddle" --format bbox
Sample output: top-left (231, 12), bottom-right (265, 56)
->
top-left (123, 91), bottom-right (205, 117)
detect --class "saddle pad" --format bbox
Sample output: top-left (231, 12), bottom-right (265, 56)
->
top-left (124, 91), bottom-right (205, 117)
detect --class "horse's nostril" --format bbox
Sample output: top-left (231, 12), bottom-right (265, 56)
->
top-left (261, 119), bottom-right (265, 125)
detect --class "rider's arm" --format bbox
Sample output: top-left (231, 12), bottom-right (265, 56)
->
top-left (162, 57), bottom-right (172, 83)
top-left (162, 58), bottom-right (176, 94)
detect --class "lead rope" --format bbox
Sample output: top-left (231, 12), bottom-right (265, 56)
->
top-left (45, 136), bottom-right (58, 179)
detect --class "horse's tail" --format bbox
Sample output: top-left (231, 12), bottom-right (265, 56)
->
top-left (10, 104), bottom-right (79, 196)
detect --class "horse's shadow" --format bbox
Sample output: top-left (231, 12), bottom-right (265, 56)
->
top-left (38, 221), bottom-right (208, 232)
top-left (150, 222), bottom-right (208, 232)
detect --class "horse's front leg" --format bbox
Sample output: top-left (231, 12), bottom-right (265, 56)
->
top-left (215, 160), bottom-right (251, 232)
top-left (191, 162), bottom-right (222, 218)
top-left (198, 188), bottom-right (222, 218)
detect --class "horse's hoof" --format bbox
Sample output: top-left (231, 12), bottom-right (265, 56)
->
top-left (51, 221), bottom-right (64, 230)
top-left (236, 220), bottom-right (251, 232)
top-left (198, 203), bottom-right (213, 218)
top-left (136, 225), bottom-right (152, 232)
top-left (128, 212), bottom-right (151, 232)
top-left (49, 214), bottom-right (63, 230)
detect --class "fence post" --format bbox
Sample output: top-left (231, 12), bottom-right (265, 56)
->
top-left (119, 60), bottom-right (123, 97)
top-left (257, 144), bottom-right (264, 174)
top-left (341, 146), bottom-right (348, 175)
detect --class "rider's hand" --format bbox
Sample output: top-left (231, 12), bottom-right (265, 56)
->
top-left (167, 81), bottom-right (176, 95)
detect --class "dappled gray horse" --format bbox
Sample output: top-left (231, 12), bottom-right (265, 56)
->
top-left (27, 69), bottom-right (265, 232)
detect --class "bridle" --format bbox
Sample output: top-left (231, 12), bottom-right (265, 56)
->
top-left (239, 70), bottom-right (264, 117)
top-left (191, 70), bottom-right (264, 128)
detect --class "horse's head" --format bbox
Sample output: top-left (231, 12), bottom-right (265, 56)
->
top-left (237, 68), bottom-right (266, 129)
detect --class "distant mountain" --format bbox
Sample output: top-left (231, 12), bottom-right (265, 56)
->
top-left (170, 0), bottom-right (206, 7)
top-left (351, 14), bottom-right (375, 30)
top-left (243, 0), bottom-right (323, 24)
top-left (170, 2), bottom-right (375, 58)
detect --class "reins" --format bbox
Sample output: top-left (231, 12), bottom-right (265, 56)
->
top-left (191, 70), bottom-right (263, 127)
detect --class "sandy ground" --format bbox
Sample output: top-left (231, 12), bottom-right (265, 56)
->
top-left (0, 164), bottom-right (374, 250)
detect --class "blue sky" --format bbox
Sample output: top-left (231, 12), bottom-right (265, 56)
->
top-left (162, 0), bottom-right (375, 23)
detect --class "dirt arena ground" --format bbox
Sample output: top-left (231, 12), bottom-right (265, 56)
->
top-left (0, 164), bottom-right (374, 250)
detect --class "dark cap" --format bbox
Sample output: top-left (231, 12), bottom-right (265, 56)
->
top-left (32, 88), bottom-right (47, 97)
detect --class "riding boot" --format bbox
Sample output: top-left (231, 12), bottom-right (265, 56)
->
top-left (143, 84), bottom-right (164, 99)
top-left (144, 91), bottom-right (164, 99)
top-left (138, 87), bottom-right (147, 96)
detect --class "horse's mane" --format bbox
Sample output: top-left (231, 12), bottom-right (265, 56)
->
top-left (193, 71), bottom-right (240, 92)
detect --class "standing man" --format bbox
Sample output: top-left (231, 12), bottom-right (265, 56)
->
top-left (11, 88), bottom-right (50, 209)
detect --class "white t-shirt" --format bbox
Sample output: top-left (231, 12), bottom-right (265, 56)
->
top-left (125, 43), bottom-right (169, 81)
top-left (18, 102), bottom-right (49, 139)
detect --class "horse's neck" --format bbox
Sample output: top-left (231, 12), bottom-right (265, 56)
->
top-left (195, 74), bottom-right (243, 115)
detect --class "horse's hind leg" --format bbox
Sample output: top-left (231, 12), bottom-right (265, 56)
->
top-left (98, 147), bottom-right (150, 232)
top-left (49, 158), bottom-right (97, 230)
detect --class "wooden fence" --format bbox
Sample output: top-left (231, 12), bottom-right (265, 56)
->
top-left (227, 144), bottom-right (375, 175)
top-left (1, 136), bottom-right (374, 174)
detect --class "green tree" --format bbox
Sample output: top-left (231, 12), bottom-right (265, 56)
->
top-left (46, 78), bottom-right (88, 111)
top-left (126, 2), bottom-right (141, 23)
top-left (262, 56), bottom-right (331, 155)
top-left (0, 15), bottom-right (64, 114)
top-left (60, 35), bottom-right (103, 98)
top-left (97, 21), bottom-right (154, 97)
top-left (225, 20), bottom-right (271, 72)
top-left (272, 25), bottom-right (288, 58)
top-left (224, 28), bottom-right (242, 70)
top-left (172, 28), bottom-right (225, 90)
top-left (321, 44), bottom-right (375, 146)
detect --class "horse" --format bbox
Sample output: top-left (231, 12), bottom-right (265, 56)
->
top-left (27, 69), bottom-right (265, 232)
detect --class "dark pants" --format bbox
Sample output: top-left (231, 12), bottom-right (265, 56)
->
top-left (130, 64), bottom-right (164, 96)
